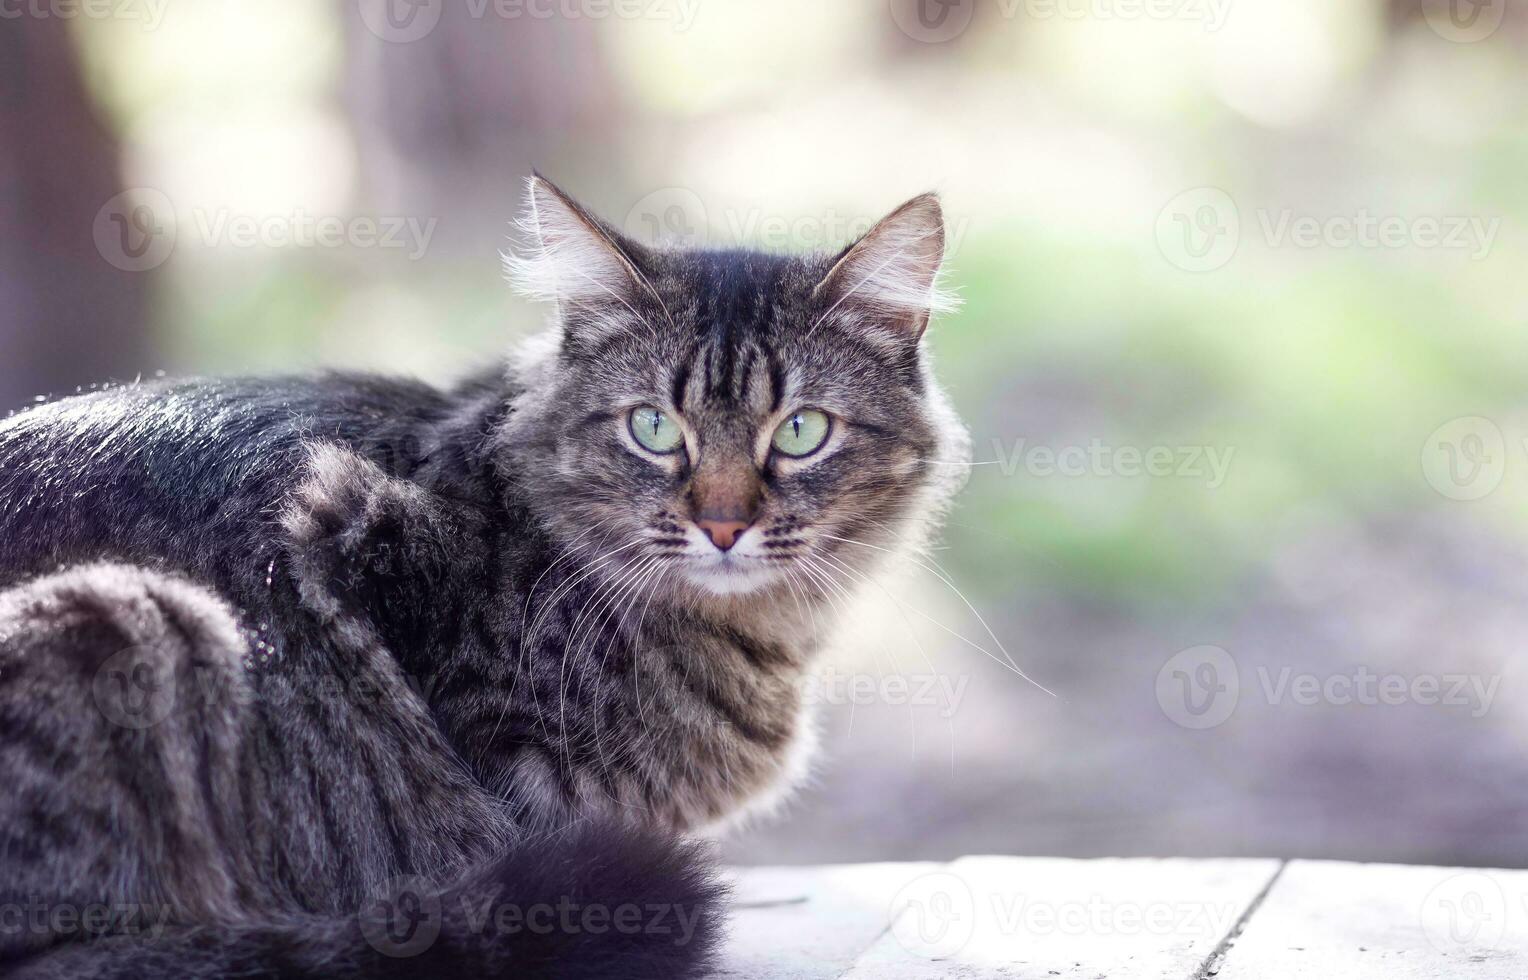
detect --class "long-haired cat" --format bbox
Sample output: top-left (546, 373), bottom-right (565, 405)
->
top-left (0, 177), bottom-right (968, 979)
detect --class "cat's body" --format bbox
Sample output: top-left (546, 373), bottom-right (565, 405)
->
top-left (0, 370), bottom-right (816, 831)
top-left (0, 179), bottom-right (967, 978)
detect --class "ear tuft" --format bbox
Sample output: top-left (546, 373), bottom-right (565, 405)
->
top-left (503, 175), bottom-right (645, 307)
top-left (813, 193), bottom-right (958, 340)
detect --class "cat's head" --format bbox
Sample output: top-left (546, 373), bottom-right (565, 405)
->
top-left (500, 177), bottom-right (969, 600)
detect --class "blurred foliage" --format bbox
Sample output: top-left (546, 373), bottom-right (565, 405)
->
top-left (62, 0), bottom-right (1528, 613)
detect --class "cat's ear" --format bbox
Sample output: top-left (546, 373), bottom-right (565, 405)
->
top-left (811, 193), bottom-right (957, 343)
top-left (504, 175), bottom-right (652, 309)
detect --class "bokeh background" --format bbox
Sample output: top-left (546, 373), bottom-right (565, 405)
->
top-left (3, 0), bottom-right (1527, 869)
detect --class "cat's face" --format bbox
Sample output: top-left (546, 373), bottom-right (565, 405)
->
top-left (503, 178), bottom-right (968, 600)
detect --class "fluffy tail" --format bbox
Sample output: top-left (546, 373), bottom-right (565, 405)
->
top-left (7, 823), bottom-right (728, 980)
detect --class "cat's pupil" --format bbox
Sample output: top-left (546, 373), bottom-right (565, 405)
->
top-left (651, 414), bottom-right (662, 435)
top-left (792, 416), bottom-right (801, 437)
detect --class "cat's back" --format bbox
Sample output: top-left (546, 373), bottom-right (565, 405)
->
top-left (0, 373), bottom-right (455, 585)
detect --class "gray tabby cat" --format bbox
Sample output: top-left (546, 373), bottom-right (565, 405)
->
top-left (0, 177), bottom-right (968, 979)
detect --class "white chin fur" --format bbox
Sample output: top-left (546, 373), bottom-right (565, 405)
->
top-left (683, 560), bottom-right (782, 596)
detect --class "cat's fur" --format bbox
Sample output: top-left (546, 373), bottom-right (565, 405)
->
top-left (0, 178), bottom-right (968, 978)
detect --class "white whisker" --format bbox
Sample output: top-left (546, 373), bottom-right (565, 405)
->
top-left (821, 533), bottom-right (1059, 700)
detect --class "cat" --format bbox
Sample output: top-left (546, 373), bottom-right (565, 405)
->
top-left (0, 176), bottom-right (969, 979)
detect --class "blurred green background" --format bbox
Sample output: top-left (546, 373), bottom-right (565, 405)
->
top-left (4, 0), bottom-right (1527, 867)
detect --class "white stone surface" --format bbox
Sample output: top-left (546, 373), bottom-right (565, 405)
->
top-left (717, 857), bottom-right (1280, 979)
top-left (840, 856), bottom-right (1279, 979)
top-left (1215, 860), bottom-right (1528, 980)
top-left (712, 862), bottom-right (940, 979)
top-left (719, 858), bottom-right (1528, 978)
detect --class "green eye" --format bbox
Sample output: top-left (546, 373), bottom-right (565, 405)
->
top-left (771, 409), bottom-right (831, 458)
top-left (629, 406), bottom-right (684, 454)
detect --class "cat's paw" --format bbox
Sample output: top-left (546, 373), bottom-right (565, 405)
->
top-left (282, 442), bottom-right (452, 621)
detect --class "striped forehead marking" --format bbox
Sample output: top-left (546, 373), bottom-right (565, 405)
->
top-left (671, 334), bottom-right (785, 414)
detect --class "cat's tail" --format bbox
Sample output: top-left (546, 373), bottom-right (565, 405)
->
top-left (7, 821), bottom-right (728, 980)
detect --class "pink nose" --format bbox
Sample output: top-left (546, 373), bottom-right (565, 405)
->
top-left (697, 518), bottom-right (750, 552)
